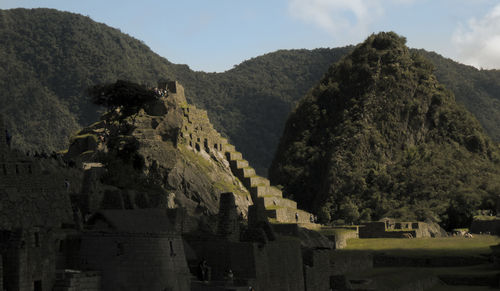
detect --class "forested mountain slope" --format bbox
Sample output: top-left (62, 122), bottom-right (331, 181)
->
top-left (269, 32), bottom-right (500, 229)
top-left (1, 8), bottom-right (500, 176)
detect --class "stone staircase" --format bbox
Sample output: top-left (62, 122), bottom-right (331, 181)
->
top-left (223, 143), bottom-right (317, 224)
top-left (175, 97), bottom-right (318, 225)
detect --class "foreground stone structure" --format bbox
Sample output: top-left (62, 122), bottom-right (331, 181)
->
top-left (359, 220), bottom-right (447, 238)
top-left (79, 209), bottom-right (191, 291)
top-left (185, 192), bottom-right (329, 291)
top-left (0, 115), bottom-right (76, 229)
top-left (0, 227), bottom-right (56, 291)
top-left (0, 81), bottom-right (335, 290)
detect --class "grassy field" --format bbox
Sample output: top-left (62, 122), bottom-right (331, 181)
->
top-left (343, 235), bottom-right (500, 257)
top-left (318, 227), bottom-right (357, 236)
top-left (348, 266), bottom-right (499, 291)
top-left (429, 284), bottom-right (497, 291)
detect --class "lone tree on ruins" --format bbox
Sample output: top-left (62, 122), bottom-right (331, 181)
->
top-left (88, 80), bottom-right (157, 119)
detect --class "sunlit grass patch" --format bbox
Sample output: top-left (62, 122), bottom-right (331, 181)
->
top-left (343, 235), bottom-right (500, 257)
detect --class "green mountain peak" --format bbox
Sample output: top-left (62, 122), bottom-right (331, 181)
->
top-left (269, 32), bottom-right (500, 229)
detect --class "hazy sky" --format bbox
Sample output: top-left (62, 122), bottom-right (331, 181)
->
top-left (1, 0), bottom-right (499, 72)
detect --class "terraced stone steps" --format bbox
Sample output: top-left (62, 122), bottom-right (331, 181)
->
top-left (250, 185), bottom-right (282, 199)
top-left (227, 151), bottom-right (242, 161)
top-left (177, 101), bottom-right (320, 225)
top-left (262, 196), bottom-right (297, 209)
top-left (242, 176), bottom-right (270, 189)
top-left (224, 143), bottom-right (318, 224)
top-left (224, 144), bottom-right (236, 153)
top-left (230, 159), bottom-right (249, 170)
top-left (266, 208), bottom-right (313, 224)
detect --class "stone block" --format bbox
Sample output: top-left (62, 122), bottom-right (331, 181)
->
top-left (243, 176), bottom-right (270, 189)
top-left (267, 208), bottom-right (313, 224)
top-left (265, 196), bottom-right (297, 209)
top-left (223, 144), bottom-right (235, 153)
top-left (239, 167), bottom-right (256, 178)
top-left (226, 151), bottom-right (242, 161)
top-left (250, 186), bottom-right (282, 199)
top-left (230, 159), bottom-right (249, 170)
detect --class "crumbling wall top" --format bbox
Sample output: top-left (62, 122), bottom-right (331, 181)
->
top-left (167, 81), bottom-right (187, 106)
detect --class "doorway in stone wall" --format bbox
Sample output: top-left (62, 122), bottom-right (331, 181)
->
top-left (34, 280), bottom-right (42, 291)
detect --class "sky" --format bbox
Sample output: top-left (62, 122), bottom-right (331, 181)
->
top-left (1, 0), bottom-right (499, 72)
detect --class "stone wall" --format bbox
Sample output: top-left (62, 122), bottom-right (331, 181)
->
top-left (470, 219), bottom-right (500, 235)
top-left (253, 240), bottom-right (304, 291)
top-left (303, 249), bottom-right (330, 291)
top-left (53, 270), bottom-right (101, 291)
top-left (185, 240), bottom-right (258, 281)
top-left (79, 233), bottom-right (190, 291)
top-left (186, 239), bottom-right (304, 291)
top-left (359, 221), bottom-right (439, 238)
top-left (174, 92), bottom-right (315, 225)
top-left (324, 229), bottom-right (358, 249)
top-left (216, 192), bottom-right (240, 241)
top-left (0, 148), bottom-right (77, 229)
top-left (1, 227), bottom-right (56, 291)
top-left (330, 252), bottom-right (373, 275)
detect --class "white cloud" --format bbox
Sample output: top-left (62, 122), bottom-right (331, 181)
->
top-left (453, 4), bottom-right (500, 69)
top-left (287, 0), bottom-right (414, 43)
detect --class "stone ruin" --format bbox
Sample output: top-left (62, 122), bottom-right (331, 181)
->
top-left (216, 192), bottom-right (240, 241)
top-left (0, 115), bottom-right (77, 230)
top-left (0, 81), bottom-right (336, 291)
top-left (359, 220), bottom-right (447, 238)
top-left (185, 192), bottom-right (328, 291)
top-left (175, 84), bottom-right (318, 225)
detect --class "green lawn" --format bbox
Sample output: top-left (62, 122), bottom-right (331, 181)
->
top-left (318, 227), bottom-right (357, 236)
top-left (473, 215), bottom-right (499, 221)
top-left (429, 284), bottom-right (498, 291)
top-left (349, 266), bottom-right (499, 291)
top-left (343, 235), bottom-right (500, 257)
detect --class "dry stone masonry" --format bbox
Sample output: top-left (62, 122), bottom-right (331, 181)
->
top-left (174, 82), bottom-right (317, 225)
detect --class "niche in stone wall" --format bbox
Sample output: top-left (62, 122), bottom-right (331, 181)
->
top-left (169, 240), bottom-right (176, 257)
top-left (204, 139), bottom-right (209, 152)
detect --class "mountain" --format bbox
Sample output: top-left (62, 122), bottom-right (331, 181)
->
top-left (0, 8), bottom-right (349, 175)
top-left (269, 32), bottom-right (500, 229)
top-left (2, 8), bottom-right (500, 177)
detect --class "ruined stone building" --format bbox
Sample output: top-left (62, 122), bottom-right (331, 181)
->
top-left (79, 209), bottom-right (191, 291)
top-left (0, 115), bottom-right (79, 291)
top-left (173, 81), bottom-right (317, 225)
top-left (0, 81), bottom-right (330, 291)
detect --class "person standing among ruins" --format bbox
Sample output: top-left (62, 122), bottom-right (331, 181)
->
top-left (199, 259), bottom-right (211, 282)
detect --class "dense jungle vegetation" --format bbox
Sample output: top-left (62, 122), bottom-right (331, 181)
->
top-left (269, 32), bottom-right (500, 229)
top-left (1, 8), bottom-right (500, 180)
